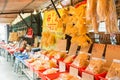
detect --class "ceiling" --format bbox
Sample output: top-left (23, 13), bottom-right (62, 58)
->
top-left (0, 0), bottom-right (54, 23)
top-left (0, 0), bottom-right (120, 23)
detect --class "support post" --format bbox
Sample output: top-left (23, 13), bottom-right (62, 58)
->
top-left (19, 13), bottom-right (29, 28)
top-left (50, 0), bottom-right (61, 18)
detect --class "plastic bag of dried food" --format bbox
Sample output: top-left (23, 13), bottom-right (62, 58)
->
top-left (97, 0), bottom-right (108, 22)
top-left (106, 59), bottom-right (120, 80)
top-left (86, 57), bottom-right (106, 74)
top-left (86, 0), bottom-right (97, 20)
top-left (72, 52), bottom-right (89, 67)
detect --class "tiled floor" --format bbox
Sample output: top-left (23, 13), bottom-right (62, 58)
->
top-left (0, 56), bottom-right (28, 80)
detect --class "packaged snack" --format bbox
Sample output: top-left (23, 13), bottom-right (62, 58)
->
top-left (86, 58), bottom-right (107, 74)
top-left (106, 59), bottom-right (120, 80)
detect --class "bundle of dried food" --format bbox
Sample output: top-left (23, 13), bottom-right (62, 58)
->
top-left (86, 58), bottom-right (107, 74)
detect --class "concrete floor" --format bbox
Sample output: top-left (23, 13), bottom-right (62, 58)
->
top-left (0, 56), bottom-right (28, 80)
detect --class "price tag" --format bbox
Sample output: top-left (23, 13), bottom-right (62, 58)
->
top-left (82, 72), bottom-right (94, 80)
top-left (59, 61), bottom-right (66, 72)
top-left (69, 66), bottom-right (78, 76)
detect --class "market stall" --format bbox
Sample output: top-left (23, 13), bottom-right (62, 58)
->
top-left (0, 0), bottom-right (120, 80)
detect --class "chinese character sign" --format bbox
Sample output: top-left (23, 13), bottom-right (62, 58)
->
top-left (43, 9), bottom-right (64, 32)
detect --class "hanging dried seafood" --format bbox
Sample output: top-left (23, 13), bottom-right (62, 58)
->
top-left (86, 0), bottom-right (119, 33)
top-left (92, 15), bottom-right (99, 33)
top-left (105, 0), bottom-right (119, 33)
top-left (97, 0), bottom-right (108, 22)
top-left (56, 3), bottom-right (92, 48)
top-left (86, 0), bottom-right (97, 20)
top-left (86, 0), bottom-right (99, 33)
top-left (41, 32), bottom-right (56, 47)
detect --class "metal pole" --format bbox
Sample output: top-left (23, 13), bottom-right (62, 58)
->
top-left (50, 0), bottom-right (61, 18)
top-left (19, 13), bottom-right (29, 28)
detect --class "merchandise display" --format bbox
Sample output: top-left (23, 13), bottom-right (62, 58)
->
top-left (0, 0), bottom-right (120, 80)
